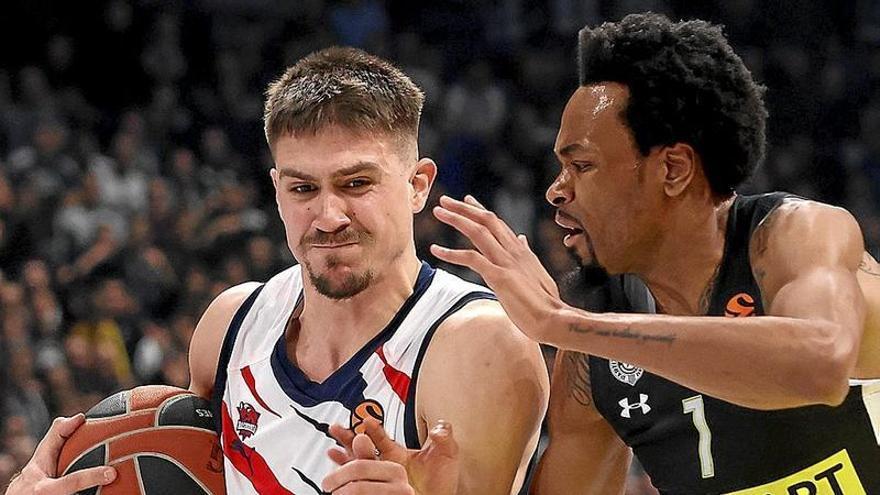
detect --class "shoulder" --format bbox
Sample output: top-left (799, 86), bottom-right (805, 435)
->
top-left (188, 281), bottom-right (262, 398)
top-left (419, 298), bottom-right (548, 405)
top-left (434, 299), bottom-right (539, 358)
top-left (752, 198), bottom-right (860, 247)
top-left (750, 198), bottom-right (864, 292)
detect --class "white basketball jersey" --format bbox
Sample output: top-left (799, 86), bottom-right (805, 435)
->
top-left (211, 262), bottom-right (494, 494)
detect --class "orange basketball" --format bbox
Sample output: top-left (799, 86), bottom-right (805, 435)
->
top-left (57, 385), bottom-right (225, 494)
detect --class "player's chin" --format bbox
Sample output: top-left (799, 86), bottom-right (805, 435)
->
top-left (566, 239), bottom-right (594, 266)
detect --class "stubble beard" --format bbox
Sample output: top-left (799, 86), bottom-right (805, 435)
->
top-left (308, 259), bottom-right (374, 300)
top-left (301, 228), bottom-right (376, 300)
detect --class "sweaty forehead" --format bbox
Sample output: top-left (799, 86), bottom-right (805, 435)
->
top-left (555, 83), bottom-right (630, 155)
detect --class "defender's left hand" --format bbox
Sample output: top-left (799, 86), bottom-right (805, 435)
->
top-left (430, 195), bottom-right (563, 343)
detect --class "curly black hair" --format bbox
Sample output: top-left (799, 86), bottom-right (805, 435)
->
top-left (578, 13), bottom-right (767, 195)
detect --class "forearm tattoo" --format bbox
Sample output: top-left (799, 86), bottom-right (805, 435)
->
top-left (569, 324), bottom-right (676, 345)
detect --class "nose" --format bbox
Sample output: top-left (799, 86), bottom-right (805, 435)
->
top-left (545, 167), bottom-right (573, 207)
top-left (313, 192), bottom-right (351, 233)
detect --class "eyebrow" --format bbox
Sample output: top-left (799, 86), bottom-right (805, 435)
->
top-left (556, 143), bottom-right (588, 158)
top-left (277, 161), bottom-right (383, 180)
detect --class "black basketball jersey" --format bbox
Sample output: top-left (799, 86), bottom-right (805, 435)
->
top-left (588, 192), bottom-right (880, 494)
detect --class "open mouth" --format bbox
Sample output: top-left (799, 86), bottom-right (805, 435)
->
top-left (554, 213), bottom-right (585, 247)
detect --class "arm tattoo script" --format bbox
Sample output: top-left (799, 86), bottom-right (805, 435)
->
top-left (563, 351), bottom-right (593, 407)
top-left (569, 323), bottom-right (676, 345)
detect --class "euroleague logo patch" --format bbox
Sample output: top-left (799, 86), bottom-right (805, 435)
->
top-left (350, 399), bottom-right (384, 434)
top-left (236, 402), bottom-right (260, 439)
top-left (725, 292), bottom-right (756, 317)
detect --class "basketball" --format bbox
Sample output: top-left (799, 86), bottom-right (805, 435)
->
top-left (57, 385), bottom-right (225, 494)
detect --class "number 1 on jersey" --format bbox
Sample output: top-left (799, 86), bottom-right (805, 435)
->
top-left (682, 395), bottom-right (715, 478)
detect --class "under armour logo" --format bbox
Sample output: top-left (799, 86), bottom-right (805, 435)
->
top-left (619, 394), bottom-right (651, 418)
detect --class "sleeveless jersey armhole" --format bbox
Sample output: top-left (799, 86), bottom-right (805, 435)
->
top-left (402, 291), bottom-right (496, 449)
top-left (210, 284), bottom-right (265, 435)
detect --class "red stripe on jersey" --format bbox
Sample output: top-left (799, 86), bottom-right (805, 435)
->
top-left (241, 365), bottom-right (282, 417)
top-left (375, 346), bottom-right (411, 403)
top-left (221, 400), bottom-right (295, 495)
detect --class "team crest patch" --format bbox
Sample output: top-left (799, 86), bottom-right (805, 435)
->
top-left (610, 360), bottom-right (643, 386)
top-left (236, 402), bottom-right (260, 439)
top-left (350, 399), bottom-right (384, 435)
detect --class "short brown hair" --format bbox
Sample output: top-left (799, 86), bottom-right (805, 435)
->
top-left (263, 47), bottom-right (424, 149)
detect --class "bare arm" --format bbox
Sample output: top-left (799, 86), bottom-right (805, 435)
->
top-left (188, 282), bottom-right (262, 399)
top-left (531, 351), bottom-right (630, 495)
top-left (418, 300), bottom-right (550, 494)
top-left (545, 201), bottom-right (864, 409)
top-left (432, 197), bottom-right (866, 410)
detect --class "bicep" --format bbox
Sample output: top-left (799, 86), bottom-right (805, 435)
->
top-left (418, 310), bottom-right (550, 495)
top-left (531, 351), bottom-right (630, 495)
top-left (753, 202), bottom-right (866, 359)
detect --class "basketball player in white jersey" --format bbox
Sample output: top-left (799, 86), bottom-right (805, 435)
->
top-left (6, 48), bottom-right (548, 495)
top-left (183, 47), bottom-right (548, 494)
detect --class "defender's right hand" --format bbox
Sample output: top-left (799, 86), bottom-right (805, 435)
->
top-left (5, 415), bottom-right (116, 495)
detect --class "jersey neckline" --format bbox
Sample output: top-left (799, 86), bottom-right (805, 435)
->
top-left (269, 261), bottom-right (436, 405)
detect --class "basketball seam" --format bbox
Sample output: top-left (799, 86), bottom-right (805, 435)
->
top-left (61, 426), bottom-right (217, 474)
top-left (134, 456), bottom-right (146, 495)
top-left (153, 393), bottom-right (200, 427)
top-left (83, 410), bottom-right (154, 423)
top-left (127, 452), bottom-right (213, 495)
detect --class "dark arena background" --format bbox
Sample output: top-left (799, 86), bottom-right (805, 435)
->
top-left (1, 1), bottom-right (879, 493)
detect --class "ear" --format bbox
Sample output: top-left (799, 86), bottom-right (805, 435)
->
top-left (660, 143), bottom-right (697, 198)
top-left (410, 158), bottom-right (438, 213)
top-left (269, 167), bottom-right (283, 217)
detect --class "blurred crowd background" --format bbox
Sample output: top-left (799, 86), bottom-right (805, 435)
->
top-left (2, 0), bottom-right (880, 492)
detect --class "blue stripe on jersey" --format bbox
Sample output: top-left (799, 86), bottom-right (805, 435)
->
top-left (403, 290), bottom-right (497, 449)
top-left (269, 262), bottom-right (436, 410)
top-left (211, 284), bottom-right (266, 435)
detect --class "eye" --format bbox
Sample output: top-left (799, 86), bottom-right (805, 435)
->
top-left (345, 178), bottom-right (371, 188)
top-left (572, 161), bottom-right (595, 173)
top-left (289, 183), bottom-right (316, 194)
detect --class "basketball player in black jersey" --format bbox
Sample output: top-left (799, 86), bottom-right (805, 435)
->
top-left (429, 13), bottom-right (880, 494)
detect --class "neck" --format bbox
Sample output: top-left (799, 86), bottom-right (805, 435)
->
top-left (291, 250), bottom-right (422, 380)
top-left (636, 192), bottom-right (735, 316)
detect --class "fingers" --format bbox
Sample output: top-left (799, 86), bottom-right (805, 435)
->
top-left (438, 195), bottom-right (520, 248)
top-left (428, 244), bottom-right (493, 276)
top-left (351, 433), bottom-right (378, 460)
top-left (321, 460), bottom-right (408, 493)
top-left (433, 204), bottom-right (507, 264)
top-left (33, 415), bottom-right (84, 471)
top-left (361, 418), bottom-right (407, 464)
top-left (328, 448), bottom-right (353, 466)
top-left (331, 481), bottom-right (414, 495)
top-left (463, 194), bottom-right (487, 209)
top-left (329, 423), bottom-right (355, 451)
top-left (424, 421), bottom-right (459, 459)
top-left (38, 466), bottom-right (116, 494)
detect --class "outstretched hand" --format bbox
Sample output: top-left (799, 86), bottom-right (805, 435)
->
top-left (430, 195), bottom-right (564, 344)
top-left (323, 418), bottom-right (460, 495)
top-left (5, 415), bottom-right (116, 495)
